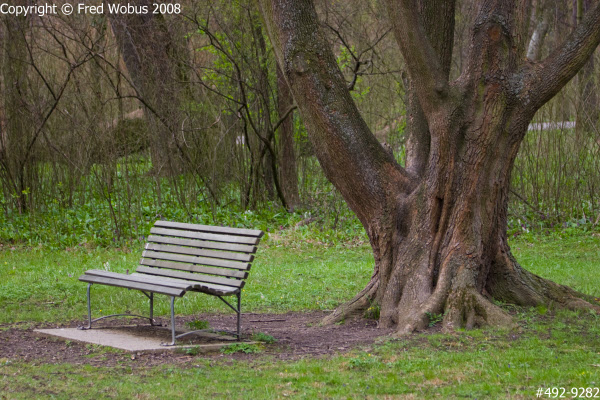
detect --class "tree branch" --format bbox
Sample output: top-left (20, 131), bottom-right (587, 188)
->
top-left (383, 0), bottom-right (451, 116)
top-left (257, 0), bottom-right (415, 226)
top-left (272, 104), bottom-right (297, 133)
top-left (521, 2), bottom-right (600, 111)
top-left (402, 0), bottom-right (456, 176)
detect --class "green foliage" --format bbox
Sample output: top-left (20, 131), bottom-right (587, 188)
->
top-left (186, 320), bottom-right (210, 330)
top-left (425, 312), bottom-right (444, 327)
top-left (183, 346), bottom-right (201, 356)
top-left (364, 302), bottom-right (380, 320)
top-left (348, 353), bottom-right (381, 370)
top-left (251, 332), bottom-right (276, 344)
top-left (220, 343), bottom-right (262, 354)
top-left (0, 155), bottom-right (367, 249)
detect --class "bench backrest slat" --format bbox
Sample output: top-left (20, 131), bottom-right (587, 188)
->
top-left (154, 220), bottom-right (264, 238)
top-left (147, 235), bottom-right (257, 254)
top-left (136, 221), bottom-right (263, 290)
top-left (142, 250), bottom-right (250, 271)
top-left (144, 242), bottom-right (255, 263)
top-left (138, 259), bottom-right (248, 279)
top-left (150, 227), bottom-right (260, 245)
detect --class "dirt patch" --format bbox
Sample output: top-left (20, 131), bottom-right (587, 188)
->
top-left (0, 312), bottom-right (394, 368)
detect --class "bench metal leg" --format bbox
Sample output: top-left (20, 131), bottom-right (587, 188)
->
top-left (214, 293), bottom-right (242, 340)
top-left (140, 291), bottom-right (156, 326)
top-left (79, 285), bottom-right (157, 330)
top-left (173, 293), bottom-right (243, 343)
top-left (150, 293), bottom-right (154, 325)
top-left (162, 296), bottom-right (176, 346)
top-left (83, 283), bottom-right (92, 329)
top-left (237, 292), bottom-right (241, 340)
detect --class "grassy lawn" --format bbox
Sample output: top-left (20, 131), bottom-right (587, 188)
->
top-left (1, 230), bottom-right (599, 398)
top-left (0, 241), bottom-right (373, 324)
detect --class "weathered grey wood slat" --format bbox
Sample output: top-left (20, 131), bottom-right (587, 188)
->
top-left (130, 272), bottom-right (240, 295)
top-left (142, 250), bottom-right (250, 270)
top-left (154, 220), bottom-right (264, 238)
top-left (147, 235), bottom-right (257, 254)
top-left (144, 242), bottom-right (255, 264)
top-left (134, 267), bottom-right (243, 288)
top-left (140, 257), bottom-right (246, 276)
top-left (82, 269), bottom-right (194, 289)
top-left (150, 227), bottom-right (260, 245)
top-left (79, 274), bottom-right (185, 297)
top-left (136, 261), bottom-right (248, 279)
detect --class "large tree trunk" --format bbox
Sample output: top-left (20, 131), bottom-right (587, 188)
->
top-left (0, 12), bottom-right (30, 214)
top-left (258, 0), bottom-right (600, 334)
top-left (108, 0), bottom-right (189, 175)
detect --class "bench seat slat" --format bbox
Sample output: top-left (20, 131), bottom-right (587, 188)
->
top-left (80, 271), bottom-right (240, 297)
top-left (129, 273), bottom-right (239, 296)
top-left (142, 250), bottom-right (250, 270)
top-left (147, 235), bottom-right (257, 254)
top-left (136, 261), bottom-right (248, 279)
top-left (154, 220), bottom-right (264, 238)
top-left (79, 274), bottom-right (186, 297)
top-left (94, 271), bottom-right (238, 296)
top-left (135, 266), bottom-right (244, 288)
top-left (150, 227), bottom-right (260, 245)
top-left (82, 269), bottom-right (192, 289)
top-left (144, 242), bottom-right (255, 262)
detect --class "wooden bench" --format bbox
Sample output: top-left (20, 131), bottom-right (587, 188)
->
top-left (79, 220), bottom-right (264, 345)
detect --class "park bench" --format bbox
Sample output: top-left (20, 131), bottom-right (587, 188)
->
top-left (78, 220), bottom-right (264, 345)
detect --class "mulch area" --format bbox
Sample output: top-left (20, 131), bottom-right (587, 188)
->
top-left (0, 312), bottom-right (395, 368)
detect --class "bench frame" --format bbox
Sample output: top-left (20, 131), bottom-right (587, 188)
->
top-left (78, 220), bottom-right (263, 345)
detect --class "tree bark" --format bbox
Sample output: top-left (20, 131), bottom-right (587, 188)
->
top-left (257, 0), bottom-right (600, 334)
top-left (276, 65), bottom-right (301, 210)
top-left (527, 0), bottom-right (552, 61)
top-left (108, 1), bottom-right (189, 175)
top-left (0, 12), bottom-right (30, 213)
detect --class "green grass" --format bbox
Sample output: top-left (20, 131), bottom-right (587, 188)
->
top-left (1, 308), bottom-right (599, 398)
top-left (1, 229), bottom-right (599, 398)
top-left (0, 241), bottom-right (373, 325)
top-left (511, 230), bottom-right (600, 297)
top-left (1, 231), bottom-right (597, 325)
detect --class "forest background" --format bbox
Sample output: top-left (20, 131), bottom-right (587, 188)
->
top-left (0, 0), bottom-right (598, 248)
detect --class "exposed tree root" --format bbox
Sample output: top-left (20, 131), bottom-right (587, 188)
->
top-left (391, 287), bottom-right (515, 336)
top-left (443, 287), bottom-right (514, 331)
top-left (320, 276), bottom-right (379, 325)
top-left (322, 245), bottom-right (600, 334)
top-left (487, 249), bottom-right (600, 313)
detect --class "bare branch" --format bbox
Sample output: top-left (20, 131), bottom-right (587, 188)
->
top-left (325, 23), bottom-right (390, 92)
top-left (521, 2), bottom-right (600, 111)
top-left (272, 104), bottom-right (297, 133)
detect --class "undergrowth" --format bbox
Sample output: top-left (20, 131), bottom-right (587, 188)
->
top-left (1, 152), bottom-right (598, 250)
